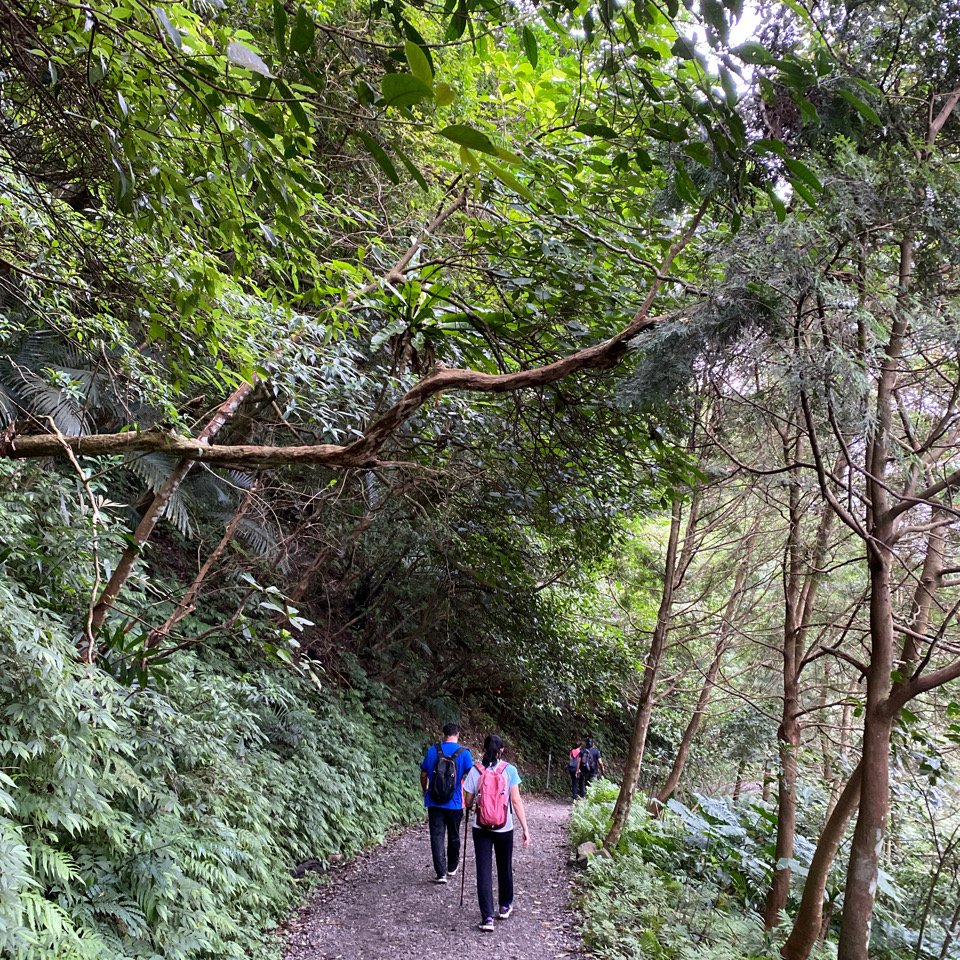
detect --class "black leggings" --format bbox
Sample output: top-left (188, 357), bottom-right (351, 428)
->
top-left (570, 771), bottom-right (584, 799)
top-left (473, 827), bottom-right (514, 920)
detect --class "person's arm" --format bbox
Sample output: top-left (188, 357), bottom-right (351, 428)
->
top-left (464, 789), bottom-right (475, 811)
top-left (510, 785), bottom-right (531, 847)
top-left (420, 747), bottom-right (433, 795)
top-left (597, 754), bottom-right (604, 775)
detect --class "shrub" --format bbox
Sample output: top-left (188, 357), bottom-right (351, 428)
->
top-left (0, 584), bottom-right (423, 960)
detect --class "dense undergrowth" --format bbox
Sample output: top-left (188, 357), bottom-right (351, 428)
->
top-left (0, 583), bottom-right (423, 960)
top-left (569, 782), bottom-right (936, 960)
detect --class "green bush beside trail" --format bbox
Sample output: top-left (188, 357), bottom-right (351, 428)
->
top-left (0, 591), bottom-right (423, 960)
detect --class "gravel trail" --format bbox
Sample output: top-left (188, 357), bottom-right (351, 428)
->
top-left (282, 796), bottom-right (587, 960)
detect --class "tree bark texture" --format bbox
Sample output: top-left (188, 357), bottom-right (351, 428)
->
top-left (781, 763), bottom-right (862, 960)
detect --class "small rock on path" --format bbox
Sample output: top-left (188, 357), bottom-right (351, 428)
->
top-left (282, 796), bottom-right (586, 960)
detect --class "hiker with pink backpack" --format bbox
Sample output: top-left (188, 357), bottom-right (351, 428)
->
top-left (462, 734), bottom-right (531, 932)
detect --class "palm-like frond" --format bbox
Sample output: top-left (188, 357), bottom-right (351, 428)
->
top-left (122, 453), bottom-right (194, 537)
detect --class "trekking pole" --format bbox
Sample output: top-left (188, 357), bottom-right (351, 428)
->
top-left (459, 807), bottom-right (470, 907)
top-left (546, 750), bottom-right (552, 792)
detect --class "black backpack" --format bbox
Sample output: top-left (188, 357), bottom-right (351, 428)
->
top-left (580, 746), bottom-right (597, 775)
top-left (428, 743), bottom-right (465, 804)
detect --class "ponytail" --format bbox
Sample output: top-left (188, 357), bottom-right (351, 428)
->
top-left (482, 734), bottom-right (504, 767)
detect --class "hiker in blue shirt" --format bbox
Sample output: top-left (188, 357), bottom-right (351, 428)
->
top-left (420, 722), bottom-right (474, 883)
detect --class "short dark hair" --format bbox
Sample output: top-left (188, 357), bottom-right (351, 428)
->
top-left (442, 722), bottom-right (460, 737)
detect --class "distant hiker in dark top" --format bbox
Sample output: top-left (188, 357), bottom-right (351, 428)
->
top-left (420, 722), bottom-right (474, 883)
top-left (463, 734), bottom-right (531, 932)
top-left (568, 740), bottom-right (585, 800)
top-left (577, 737), bottom-right (604, 792)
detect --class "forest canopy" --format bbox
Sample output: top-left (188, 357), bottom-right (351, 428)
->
top-left (1, 0), bottom-right (960, 958)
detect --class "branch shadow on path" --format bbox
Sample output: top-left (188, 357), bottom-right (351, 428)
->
top-left (283, 796), bottom-right (587, 960)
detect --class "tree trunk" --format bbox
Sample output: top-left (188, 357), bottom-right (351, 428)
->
top-left (145, 480), bottom-right (260, 648)
top-left (653, 534), bottom-right (752, 807)
top-left (836, 238), bottom-right (911, 960)
top-left (732, 757), bottom-right (747, 800)
top-left (605, 496), bottom-right (688, 850)
top-left (90, 383), bottom-right (255, 632)
top-left (781, 763), bottom-right (862, 960)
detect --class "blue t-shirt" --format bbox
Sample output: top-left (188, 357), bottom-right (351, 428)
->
top-left (421, 741), bottom-right (474, 810)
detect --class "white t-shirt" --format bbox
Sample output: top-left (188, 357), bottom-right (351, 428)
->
top-left (464, 762), bottom-right (521, 833)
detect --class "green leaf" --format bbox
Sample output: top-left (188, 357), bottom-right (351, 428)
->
top-left (439, 124), bottom-right (499, 156)
top-left (356, 133), bottom-right (400, 185)
top-left (701, 0), bottom-right (728, 43)
top-left (275, 81), bottom-right (311, 133)
top-left (754, 138), bottom-right (786, 156)
top-left (381, 73), bottom-right (434, 107)
top-left (719, 66), bottom-right (738, 108)
top-left (767, 187), bottom-right (786, 222)
top-left (672, 35), bottom-right (696, 60)
top-left (683, 141), bottom-right (711, 166)
top-left (789, 178), bottom-right (818, 210)
top-left (153, 7), bottom-right (181, 49)
top-left (838, 88), bottom-right (881, 125)
top-left (290, 7), bottom-right (315, 54)
top-left (446, 0), bottom-right (468, 40)
top-left (242, 112), bottom-right (278, 140)
top-left (482, 158), bottom-right (535, 202)
top-left (395, 147), bottom-right (429, 189)
top-left (783, 156), bottom-right (822, 192)
top-left (434, 82), bottom-right (456, 106)
top-left (576, 122), bottom-right (618, 139)
top-left (459, 145), bottom-right (480, 174)
top-left (732, 41), bottom-right (773, 65)
top-left (404, 40), bottom-right (433, 88)
top-left (273, 0), bottom-right (288, 55)
top-left (521, 25), bottom-right (538, 68)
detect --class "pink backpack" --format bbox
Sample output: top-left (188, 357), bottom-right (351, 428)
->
top-left (475, 761), bottom-right (510, 829)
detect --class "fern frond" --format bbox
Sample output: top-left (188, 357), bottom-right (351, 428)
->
top-left (122, 454), bottom-right (193, 537)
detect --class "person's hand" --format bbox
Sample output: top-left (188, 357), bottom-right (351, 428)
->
top-left (522, 829), bottom-right (531, 848)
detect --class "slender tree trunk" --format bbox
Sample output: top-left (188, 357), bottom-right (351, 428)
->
top-left (146, 480), bottom-right (260, 648)
top-left (938, 893), bottom-right (960, 960)
top-left (762, 758), bottom-right (773, 802)
top-left (653, 534), bottom-right (753, 807)
top-left (781, 763), bottom-right (862, 960)
top-left (605, 496), bottom-right (687, 850)
top-left (91, 385), bottom-right (255, 632)
top-left (836, 237), bottom-right (912, 960)
top-left (765, 454), bottom-right (805, 928)
top-left (765, 441), bottom-right (837, 928)
top-left (732, 757), bottom-right (747, 800)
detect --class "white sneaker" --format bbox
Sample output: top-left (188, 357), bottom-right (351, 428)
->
top-left (434, 875), bottom-right (447, 884)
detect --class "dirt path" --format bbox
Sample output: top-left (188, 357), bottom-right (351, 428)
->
top-left (282, 797), bottom-right (586, 960)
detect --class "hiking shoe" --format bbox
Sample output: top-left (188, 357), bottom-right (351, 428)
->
top-left (433, 875), bottom-right (448, 884)
top-left (446, 865), bottom-right (459, 877)
top-left (498, 904), bottom-right (513, 920)
top-left (478, 918), bottom-right (495, 932)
